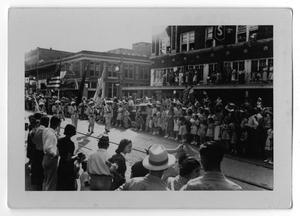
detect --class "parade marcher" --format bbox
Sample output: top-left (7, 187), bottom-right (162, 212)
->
top-left (182, 141), bottom-right (242, 190)
top-left (117, 144), bottom-right (176, 191)
top-left (31, 116), bottom-right (49, 190)
top-left (104, 101), bottom-right (113, 133)
top-left (108, 139), bottom-right (132, 190)
top-left (52, 100), bottom-right (64, 135)
top-left (57, 124), bottom-right (77, 190)
top-left (69, 101), bottom-right (79, 129)
top-left (87, 135), bottom-right (117, 190)
top-left (42, 116), bottom-right (61, 191)
top-left (86, 101), bottom-right (96, 134)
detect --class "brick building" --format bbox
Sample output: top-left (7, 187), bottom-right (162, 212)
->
top-left (123, 25), bottom-right (273, 105)
top-left (25, 45), bottom-right (151, 98)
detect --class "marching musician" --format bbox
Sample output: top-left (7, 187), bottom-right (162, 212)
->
top-left (69, 101), bottom-right (79, 129)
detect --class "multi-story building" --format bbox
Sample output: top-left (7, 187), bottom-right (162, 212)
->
top-left (123, 25), bottom-right (273, 105)
top-left (25, 45), bottom-right (151, 98)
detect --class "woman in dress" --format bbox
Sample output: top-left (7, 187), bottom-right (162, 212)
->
top-left (57, 124), bottom-right (77, 190)
top-left (108, 139), bottom-right (132, 190)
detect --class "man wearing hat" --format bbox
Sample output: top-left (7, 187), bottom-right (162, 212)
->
top-left (182, 141), bottom-right (242, 190)
top-left (117, 144), bottom-right (176, 191)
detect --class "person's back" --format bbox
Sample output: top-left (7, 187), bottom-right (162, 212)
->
top-left (117, 173), bottom-right (168, 191)
top-left (183, 172), bottom-right (241, 190)
top-left (118, 144), bottom-right (176, 191)
top-left (182, 141), bottom-right (242, 191)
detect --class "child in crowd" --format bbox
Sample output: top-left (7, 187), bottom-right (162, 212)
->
top-left (79, 161), bottom-right (90, 191)
top-left (148, 116), bottom-right (153, 134)
top-left (178, 117), bottom-right (187, 143)
top-left (264, 128), bottom-right (273, 164)
top-left (221, 118), bottom-right (231, 152)
top-left (161, 108), bottom-right (168, 137)
top-left (206, 116), bottom-right (214, 141)
top-left (152, 112), bottom-right (160, 135)
top-left (117, 105), bottom-right (123, 127)
top-left (123, 108), bottom-right (131, 129)
top-left (166, 107), bottom-right (174, 139)
top-left (173, 116), bottom-right (179, 140)
top-left (229, 120), bottom-right (238, 155)
top-left (135, 109), bottom-right (144, 131)
top-left (198, 118), bottom-right (207, 145)
top-left (190, 117), bottom-right (198, 145)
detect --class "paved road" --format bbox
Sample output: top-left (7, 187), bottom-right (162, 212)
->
top-left (25, 112), bottom-right (273, 190)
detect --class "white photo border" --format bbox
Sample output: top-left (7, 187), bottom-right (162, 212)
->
top-left (7, 7), bottom-right (292, 208)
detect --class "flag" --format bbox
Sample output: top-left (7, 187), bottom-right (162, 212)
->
top-left (93, 67), bottom-right (106, 104)
top-left (47, 61), bottom-right (62, 89)
top-left (76, 63), bottom-right (88, 106)
top-left (93, 76), bottom-right (104, 102)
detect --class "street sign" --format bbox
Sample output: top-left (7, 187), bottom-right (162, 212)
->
top-left (213, 25), bottom-right (225, 41)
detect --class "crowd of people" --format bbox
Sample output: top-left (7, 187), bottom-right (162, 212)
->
top-left (159, 66), bottom-right (273, 87)
top-left (26, 112), bottom-right (242, 191)
top-left (25, 89), bottom-right (273, 163)
top-left (25, 89), bottom-right (273, 191)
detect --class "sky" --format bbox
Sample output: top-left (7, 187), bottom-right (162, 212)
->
top-left (13, 8), bottom-right (168, 54)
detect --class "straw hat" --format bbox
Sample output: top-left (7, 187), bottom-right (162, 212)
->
top-left (142, 144), bottom-right (176, 171)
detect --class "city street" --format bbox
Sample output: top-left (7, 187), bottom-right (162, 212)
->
top-left (25, 111), bottom-right (273, 190)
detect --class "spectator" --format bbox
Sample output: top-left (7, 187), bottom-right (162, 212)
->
top-left (57, 124), bottom-right (77, 190)
top-left (42, 116), bottom-right (61, 190)
top-left (109, 139), bottom-right (132, 190)
top-left (182, 141), bottom-right (242, 190)
top-left (31, 116), bottom-right (49, 190)
top-left (87, 135), bottom-right (115, 190)
top-left (167, 157), bottom-right (200, 190)
top-left (117, 144), bottom-right (175, 190)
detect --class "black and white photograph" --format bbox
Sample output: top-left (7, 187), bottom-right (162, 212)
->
top-left (7, 8), bottom-right (292, 208)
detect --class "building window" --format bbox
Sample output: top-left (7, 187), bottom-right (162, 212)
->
top-left (249, 25), bottom-right (258, 41)
top-left (205, 27), bottom-right (215, 48)
top-left (107, 64), bottom-right (117, 78)
top-left (208, 63), bottom-right (217, 74)
top-left (95, 63), bottom-right (100, 76)
top-left (139, 66), bottom-right (144, 80)
top-left (89, 62), bottom-right (95, 76)
top-left (259, 59), bottom-right (267, 70)
top-left (251, 60), bottom-right (259, 72)
top-left (238, 61), bottom-right (245, 71)
top-left (124, 64), bottom-right (129, 78)
top-left (144, 67), bottom-right (149, 80)
top-left (90, 81), bottom-right (97, 89)
top-left (129, 65), bottom-right (134, 79)
top-left (195, 64), bottom-right (204, 81)
top-left (180, 31), bottom-right (195, 52)
top-left (108, 83), bottom-right (118, 98)
top-left (268, 58), bottom-right (273, 70)
top-left (237, 25), bottom-right (247, 43)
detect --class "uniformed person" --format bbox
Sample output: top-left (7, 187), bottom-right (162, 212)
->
top-left (69, 101), bottom-right (79, 129)
top-left (103, 101), bottom-right (113, 133)
top-left (86, 101), bottom-right (96, 134)
top-left (52, 100), bottom-right (64, 135)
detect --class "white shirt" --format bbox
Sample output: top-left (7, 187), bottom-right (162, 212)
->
top-left (42, 127), bottom-right (58, 156)
top-left (87, 149), bottom-right (111, 176)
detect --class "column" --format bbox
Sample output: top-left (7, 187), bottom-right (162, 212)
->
top-left (245, 60), bottom-right (251, 83)
top-left (203, 64), bottom-right (209, 84)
